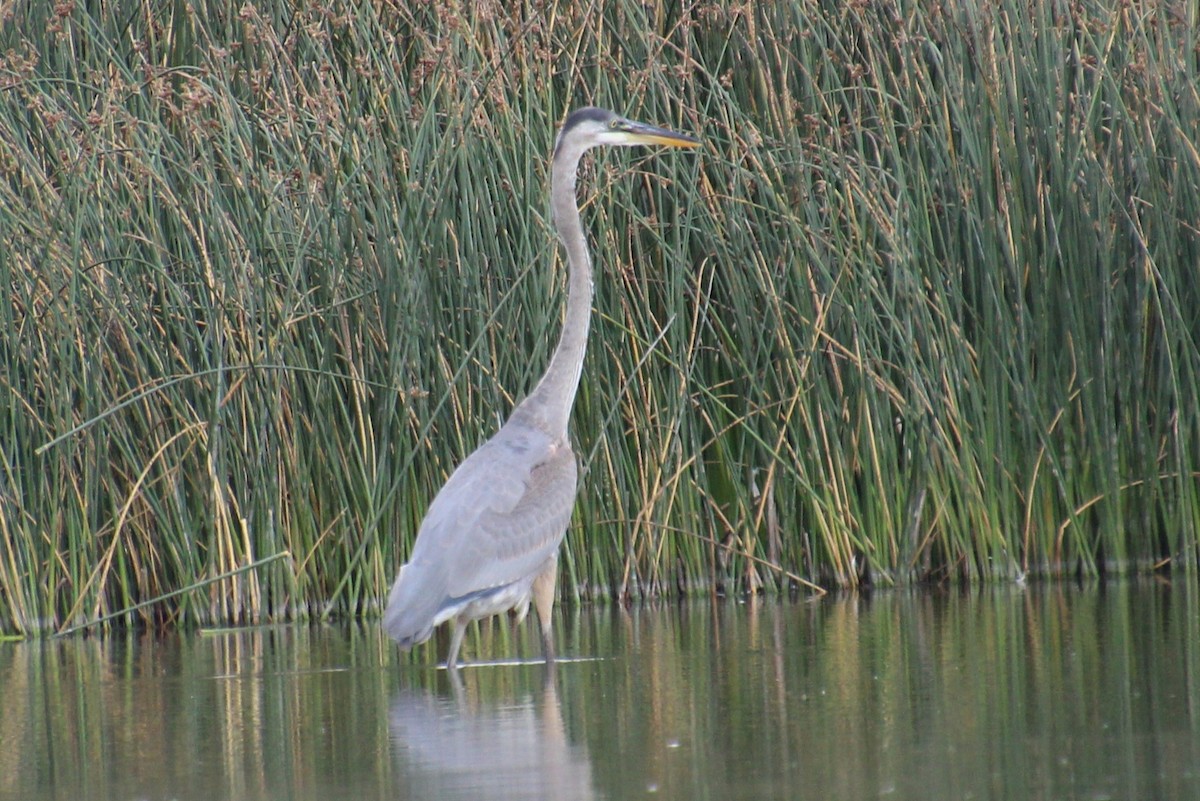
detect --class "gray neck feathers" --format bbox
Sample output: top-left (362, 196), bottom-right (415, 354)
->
top-left (512, 138), bottom-right (594, 437)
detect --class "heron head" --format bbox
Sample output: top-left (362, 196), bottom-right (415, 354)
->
top-left (554, 106), bottom-right (699, 157)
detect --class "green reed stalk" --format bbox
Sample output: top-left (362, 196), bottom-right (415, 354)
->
top-left (1, 0), bottom-right (1196, 634)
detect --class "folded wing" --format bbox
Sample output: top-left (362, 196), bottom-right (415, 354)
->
top-left (383, 422), bottom-right (577, 646)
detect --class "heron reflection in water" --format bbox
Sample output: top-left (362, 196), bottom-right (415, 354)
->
top-left (383, 108), bottom-right (699, 668)
top-left (390, 675), bottom-right (595, 800)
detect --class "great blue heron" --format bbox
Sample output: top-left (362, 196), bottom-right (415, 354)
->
top-left (383, 106), bottom-right (699, 669)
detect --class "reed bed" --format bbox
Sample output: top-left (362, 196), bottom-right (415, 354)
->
top-left (2, 0), bottom-right (1197, 635)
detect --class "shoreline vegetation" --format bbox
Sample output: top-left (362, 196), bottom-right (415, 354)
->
top-left (2, 1), bottom-right (1198, 638)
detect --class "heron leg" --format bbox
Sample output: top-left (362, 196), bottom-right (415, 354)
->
top-left (446, 618), bottom-right (467, 670)
top-left (532, 559), bottom-right (558, 664)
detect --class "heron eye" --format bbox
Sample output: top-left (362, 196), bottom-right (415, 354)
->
top-left (609, 119), bottom-right (621, 129)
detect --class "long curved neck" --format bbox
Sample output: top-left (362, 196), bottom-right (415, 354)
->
top-left (513, 141), bottom-right (593, 437)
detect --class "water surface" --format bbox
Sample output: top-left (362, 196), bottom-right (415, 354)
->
top-left (3, 581), bottom-right (1197, 800)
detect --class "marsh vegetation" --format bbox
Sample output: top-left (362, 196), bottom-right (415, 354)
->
top-left (2, 1), bottom-right (1198, 635)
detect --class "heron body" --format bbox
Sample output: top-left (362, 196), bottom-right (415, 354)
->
top-left (384, 107), bottom-right (699, 669)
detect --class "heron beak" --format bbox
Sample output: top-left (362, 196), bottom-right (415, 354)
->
top-left (619, 118), bottom-right (701, 148)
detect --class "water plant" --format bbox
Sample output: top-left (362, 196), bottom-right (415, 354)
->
top-left (2, 1), bottom-right (1197, 635)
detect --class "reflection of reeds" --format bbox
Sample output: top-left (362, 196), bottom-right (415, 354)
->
top-left (3, 2), bottom-right (1198, 634)
top-left (574, 585), bottom-right (1200, 801)
top-left (1, 588), bottom-right (1196, 798)
top-left (0, 626), bottom-right (411, 800)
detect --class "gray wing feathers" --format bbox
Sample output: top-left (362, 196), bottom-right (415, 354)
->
top-left (382, 423), bottom-right (577, 646)
top-left (453, 442), bottom-right (576, 597)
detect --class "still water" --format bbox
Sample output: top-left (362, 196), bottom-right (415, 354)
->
top-left (2, 581), bottom-right (1198, 800)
